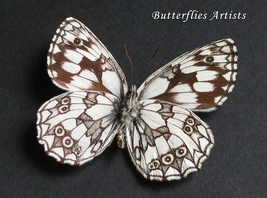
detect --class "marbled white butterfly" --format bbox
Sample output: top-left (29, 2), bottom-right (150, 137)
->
top-left (37, 17), bottom-right (237, 181)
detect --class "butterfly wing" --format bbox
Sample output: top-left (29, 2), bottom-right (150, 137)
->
top-left (137, 39), bottom-right (237, 112)
top-left (47, 17), bottom-right (128, 97)
top-left (125, 99), bottom-right (214, 181)
top-left (37, 91), bottom-right (119, 165)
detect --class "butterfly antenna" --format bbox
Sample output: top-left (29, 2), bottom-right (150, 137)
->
top-left (124, 44), bottom-right (134, 86)
top-left (136, 47), bottom-right (160, 84)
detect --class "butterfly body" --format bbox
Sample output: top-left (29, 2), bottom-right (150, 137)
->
top-left (112, 85), bottom-right (140, 149)
top-left (37, 17), bottom-right (237, 181)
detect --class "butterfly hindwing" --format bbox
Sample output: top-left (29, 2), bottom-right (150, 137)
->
top-left (125, 99), bottom-right (214, 181)
top-left (137, 39), bottom-right (238, 112)
top-left (47, 17), bottom-right (128, 97)
top-left (37, 91), bottom-right (119, 165)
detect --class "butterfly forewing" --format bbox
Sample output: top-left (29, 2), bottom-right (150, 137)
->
top-left (37, 91), bottom-right (119, 165)
top-left (137, 39), bottom-right (238, 112)
top-left (125, 99), bottom-right (214, 181)
top-left (47, 17), bottom-right (128, 97)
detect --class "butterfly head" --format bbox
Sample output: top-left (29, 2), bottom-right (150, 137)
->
top-left (126, 85), bottom-right (137, 99)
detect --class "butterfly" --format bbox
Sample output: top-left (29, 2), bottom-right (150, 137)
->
top-left (37, 17), bottom-right (237, 181)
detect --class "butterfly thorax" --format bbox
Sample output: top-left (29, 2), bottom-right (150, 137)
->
top-left (122, 85), bottom-right (140, 124)
top-left (116, 85), bottom-right (141, 149)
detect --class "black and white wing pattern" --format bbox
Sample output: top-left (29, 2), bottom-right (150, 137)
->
top-left (37, 91), bottom-right (119, 165)
top-left (127, 38), bottom-right (237, 180)
top-left (37, 17), bottom-right (238, 181)
top-left (126, 99), bottom-right (214, 181)
top-left (137, 39), bottom-right (238, 112)
top-left (47, 17), bottom-right (128, 97)
top-left (37, 17), bottom-right (126, 165)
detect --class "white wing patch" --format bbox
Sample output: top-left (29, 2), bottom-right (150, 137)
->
top-left (193, 82), bottom-right (214, 92)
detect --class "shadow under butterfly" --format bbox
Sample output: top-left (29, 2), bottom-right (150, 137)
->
top-left (36, 17), bottom-right (238, 181)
